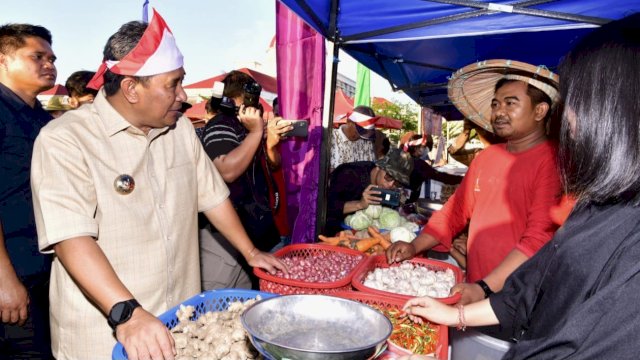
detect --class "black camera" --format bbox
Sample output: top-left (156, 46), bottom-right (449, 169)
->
top-left (218, 96), bottom-right (237, 116)
top-left (371, 187), bottom-right (401, 207)
top-left (243, 81), bottom-right (262, 109)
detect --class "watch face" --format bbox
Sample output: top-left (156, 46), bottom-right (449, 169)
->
top-left (111, 302), bottom-right (129, 322)
top-left (109, 300), bottom-right (139, 329)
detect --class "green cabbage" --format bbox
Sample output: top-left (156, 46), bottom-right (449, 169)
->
top-left (364, 205), bottom-right (383, 219)
top-left (390, 227), bottom-right (417, 243)
top-left (349, 211), bottom-right (372, 230)
top-left (344, 214), bottom-right (354, 227)
top-left (401, 221), bottom-right (420, 232)
top-left (379, 208), bottom-right (402, 229)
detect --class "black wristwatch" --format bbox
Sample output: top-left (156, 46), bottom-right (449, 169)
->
top-left (475, 279), bottom-right (494, 298)
top-left (108, 299), bottom-right (141, 330)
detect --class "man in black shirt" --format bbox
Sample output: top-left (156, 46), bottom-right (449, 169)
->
top-left (200, 71), bottom-right (291, 289)
top-left (0, 23), bottom-right (56, 359)
top-left (325, 148), bottom-right (413, 236)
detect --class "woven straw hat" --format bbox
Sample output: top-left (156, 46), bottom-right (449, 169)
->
top-left (448, 59), bottom-right (560, 132)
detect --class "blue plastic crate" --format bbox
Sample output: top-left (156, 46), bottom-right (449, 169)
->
top-left (112, 288), bottom-right (277, 360)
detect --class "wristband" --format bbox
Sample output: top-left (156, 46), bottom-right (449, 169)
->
top-left (248, 247), bottom-right (259, 259)
top-left (475, 279), bottom-right (494, 298)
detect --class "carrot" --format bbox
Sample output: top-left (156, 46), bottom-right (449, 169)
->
top-left (337, 239), bottom-right (356, 248)
top-left (368, 226), bottom-right (392, 250)
top-left (366, 244), bottom-right (385, 255)
top-left (318, 235), bottom-right (342, 245)
top-left (354, 237), bottom-right (380, 252)
top-left (318, 231), bottom-right (357, 245)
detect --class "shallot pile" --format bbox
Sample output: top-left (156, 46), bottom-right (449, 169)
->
top-left (363, 262), bottom-right (456, 298)
top-left (273, 252), bottom-right (363, 282)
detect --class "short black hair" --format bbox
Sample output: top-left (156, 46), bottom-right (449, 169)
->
top-left (102, 21), bottom-right (150, 96)
top-left (65, 70), bottom-right (98, 98)
top-left (0, 23), bottom-right (52, 55)
top-left (495, 78), bottom-right (553, 124)
top-left (558, 12), bottom-right (640, 206)
top-left (222, 70), bottom-right (254, 99)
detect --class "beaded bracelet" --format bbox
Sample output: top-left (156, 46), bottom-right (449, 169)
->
top-left (456, 303), bottom-right (467, 331)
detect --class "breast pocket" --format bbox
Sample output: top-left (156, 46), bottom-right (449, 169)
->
top-left (164, 162), bottom-right (197, 214)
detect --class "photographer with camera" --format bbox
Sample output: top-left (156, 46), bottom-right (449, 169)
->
top-left (200, 70), bottom-right (291, 290)
top-left (325, 148), bottom-right (414, 236)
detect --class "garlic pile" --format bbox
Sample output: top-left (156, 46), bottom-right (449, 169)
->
top-left (363, 262), bottom-right (456, 298)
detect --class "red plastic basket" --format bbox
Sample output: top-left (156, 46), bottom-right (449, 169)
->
top-left (254, 243), bottom-right (365, 295)
top-left (351, 255), bottom-right (463, 304)
top-left (332, 291), bottom-right (448, 360)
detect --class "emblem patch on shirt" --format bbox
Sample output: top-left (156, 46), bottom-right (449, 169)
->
top-left (114, 174), bottom-right (135, 195)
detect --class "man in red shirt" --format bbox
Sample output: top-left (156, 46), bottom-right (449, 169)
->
top-left (387, 60), bottom-right (562, 306)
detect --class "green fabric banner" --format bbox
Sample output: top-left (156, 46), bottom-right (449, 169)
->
top-left (354, 62), bottom-right (371, 107)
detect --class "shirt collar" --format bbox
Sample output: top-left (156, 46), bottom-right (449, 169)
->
top-left (0, 82), bottom-right (44, 112)
top-left (337, 124), bottom-right (350, 141)
top-left (93, 89), bottom-right (169, 140)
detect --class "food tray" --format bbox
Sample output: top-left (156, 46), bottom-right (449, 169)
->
top-left (112, 289), bottom-right (277, 360)
top-left (253, 243), bottom-right (365, 295)
top-left (351, 255), bottom-right (463, 304)
top-left (332, 291), bottom-right (448, 360)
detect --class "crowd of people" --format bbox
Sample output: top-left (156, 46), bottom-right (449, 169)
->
top-left (0, 7), bottom-right (639, 360)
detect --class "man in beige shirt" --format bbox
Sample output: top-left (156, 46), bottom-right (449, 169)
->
top-left (31, 11), bottom-right (284, 360)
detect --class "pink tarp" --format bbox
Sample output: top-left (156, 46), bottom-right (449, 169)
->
top-left (276, 1), bottom-right (325, 243)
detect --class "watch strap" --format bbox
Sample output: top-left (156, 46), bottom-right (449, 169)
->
top-left (475, 279), bottom-right (494, 298)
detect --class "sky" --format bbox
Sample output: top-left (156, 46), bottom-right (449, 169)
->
top-left (1, 0), bottom-right (412, 104)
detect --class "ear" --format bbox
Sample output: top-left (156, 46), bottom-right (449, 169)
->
top-left (534, 102), bottom-right (550, 122)
top-left (120, 77), bottom-right (140, 104)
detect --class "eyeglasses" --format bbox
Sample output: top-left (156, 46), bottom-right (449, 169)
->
top-left (383, 171), bottom-right (398, 185)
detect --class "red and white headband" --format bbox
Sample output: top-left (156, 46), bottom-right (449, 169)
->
top-left (403, 135), bottom-right (427, 152)
top-left (347, 111), bottom-right (377, 130)
top-left (88, 9), bottom-right (183, 90)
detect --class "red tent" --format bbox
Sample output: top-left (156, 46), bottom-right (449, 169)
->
top-left (39, 84), bottom-right (68, 95)
top-left (184, 68), bottom-right (277, 93)
top-left (332, 90), bottom-right (402, 129)
top-left (333, 88), bottom-right (354, 119)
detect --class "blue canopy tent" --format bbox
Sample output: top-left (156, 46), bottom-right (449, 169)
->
top-left (279, 0), bottom-right (637, 118)
top-left (275, 0), bottom-right (638, 234)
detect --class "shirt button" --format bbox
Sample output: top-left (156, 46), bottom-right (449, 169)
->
top-left (158, 203), bottom-right (164, 209)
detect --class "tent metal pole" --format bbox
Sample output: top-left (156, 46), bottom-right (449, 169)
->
top-left (316, 0), bottom-right (340, 237)
top-left (427, 0), bottom-right (610, 25)
top-left (340, 0), bottom-right (556, 42)
top-left (398, 82), bottom-right (448, 92)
